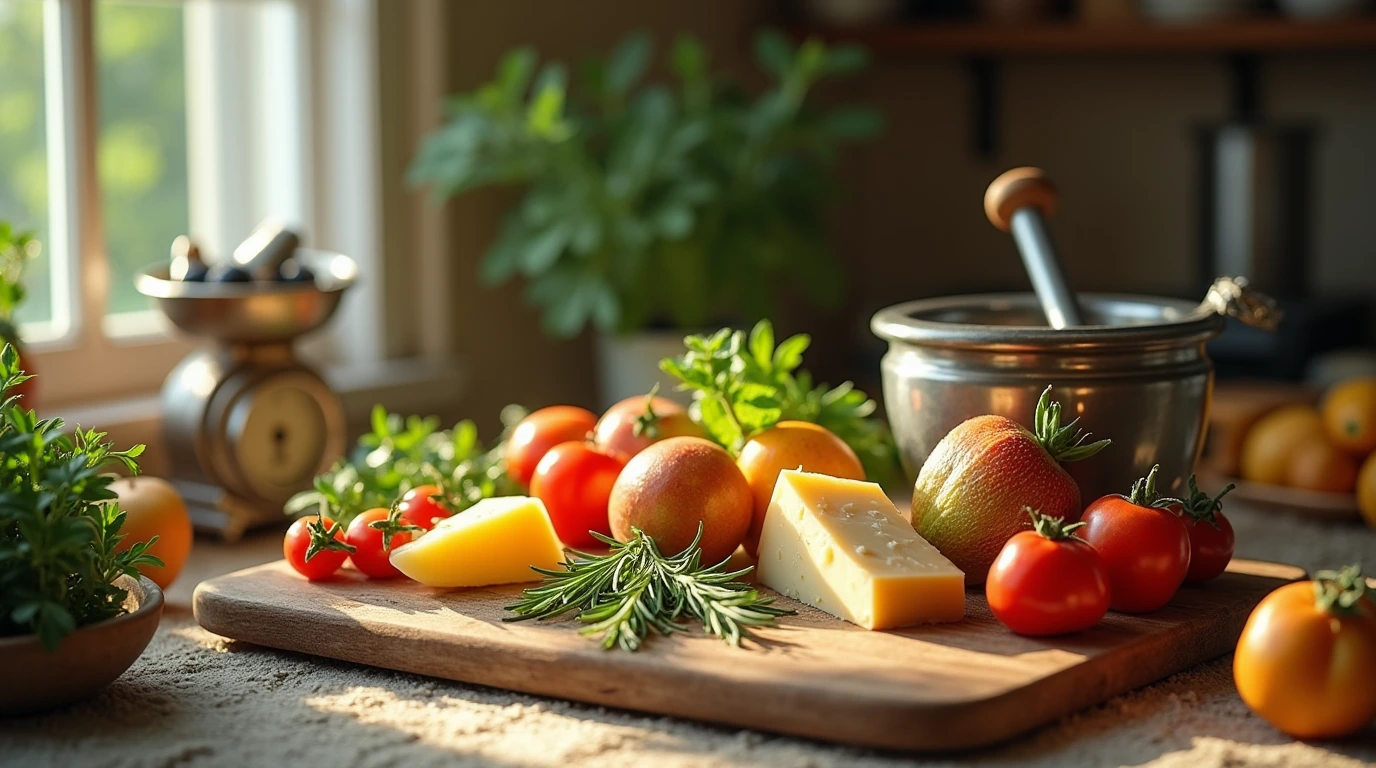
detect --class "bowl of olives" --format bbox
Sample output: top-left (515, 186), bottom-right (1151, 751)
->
top-left (136, 224), bottom-right (357, 343)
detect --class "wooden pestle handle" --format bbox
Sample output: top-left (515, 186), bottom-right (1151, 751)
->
top-left (984, 167), bottom-right (1058, 232)
top-left (983, 167), bottom-right (1083, 328)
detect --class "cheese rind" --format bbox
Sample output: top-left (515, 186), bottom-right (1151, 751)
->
top-left (389, 496), bottom-right (564, 587)
top-left (756, 470), bottom-right (965, 629)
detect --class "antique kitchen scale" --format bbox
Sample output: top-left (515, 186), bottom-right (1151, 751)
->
top-left (136, 241), bottom-right (357, 540)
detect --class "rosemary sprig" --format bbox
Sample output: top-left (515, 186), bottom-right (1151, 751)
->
top-left (505, 526), bottom-right (794, 651)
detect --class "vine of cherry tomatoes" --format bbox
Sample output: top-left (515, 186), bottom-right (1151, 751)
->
top-left (988, 468), bottom-right (1236, 637)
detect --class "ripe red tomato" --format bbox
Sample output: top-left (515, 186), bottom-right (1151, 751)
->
top-left (283, 515), bottom-right (353, 581)
top-left (530, 441), bottom-right (627, 548)
top-left (986, 509), bottom-right (1110, 636)
top-left (397, 484), bottom-right (450, 530)
top-left (593, 390), bottom-right (705, 458)
top-left (506, 406), bottom-right (598, 487)
top-left (1166, 476), bottom-right (1236, 584)
top-left (345, 507), bottom-right (420, 579)
top-left (1080, 466), bottom-right (1192, 613)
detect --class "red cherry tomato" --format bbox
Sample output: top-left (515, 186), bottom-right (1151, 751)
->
top-left (345, 507), bottom-right (419, 579)
top-left (1166, 476), bottom-right (1236, 584)
top-left (986, 509), bottom-right (1111, 636)
top-left (530, 441), bottom-right (627, 548)
top-left (283, 515), bottom-right (352, 581)
top-left (397, 484), bottom-right (451, 530)
top-left (506, 406), bottom-right (598, 487)
top-left (1080, 466), bottom-right (1192, 613)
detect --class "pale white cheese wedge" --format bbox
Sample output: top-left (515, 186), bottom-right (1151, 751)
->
top-left (756, 469), bottom-right (965, 629)
top-left (389, 496), bottom-right (564, 588)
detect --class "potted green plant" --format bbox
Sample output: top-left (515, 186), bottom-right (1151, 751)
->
top-left (0, 222), bottom-right (38, 405)
top-left (409, 30), bottom-right (882, 406)
top-left (0, 345), bottom-right (165, 714)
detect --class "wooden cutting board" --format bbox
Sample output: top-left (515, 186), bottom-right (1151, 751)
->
top-left (193, 558), bottom-right (1302, 752)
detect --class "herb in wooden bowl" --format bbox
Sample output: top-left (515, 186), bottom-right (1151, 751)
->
top-left (0, 345), bottom-right (161, 651)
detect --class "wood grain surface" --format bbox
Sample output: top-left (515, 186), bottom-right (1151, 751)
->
top-left (193, 559), bottom-right (1304, 752)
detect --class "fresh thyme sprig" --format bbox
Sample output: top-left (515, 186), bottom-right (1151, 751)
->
top-left (506, 526), bottom-right (793, 651)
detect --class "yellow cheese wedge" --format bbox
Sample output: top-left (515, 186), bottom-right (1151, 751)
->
top-left (756, 470), bottom-right (965, 629)
top-left (389, 496), bottom-right (564, 588)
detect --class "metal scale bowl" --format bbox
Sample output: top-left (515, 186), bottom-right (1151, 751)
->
top-left (136, 248), bottom-right (357, 540)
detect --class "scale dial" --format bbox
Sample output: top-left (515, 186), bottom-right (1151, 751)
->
top-left (222, 372), bottom-right (341, 503)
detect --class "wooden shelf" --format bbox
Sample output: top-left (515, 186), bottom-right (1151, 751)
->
top-left (802, 18), bottom-right (1376, 56)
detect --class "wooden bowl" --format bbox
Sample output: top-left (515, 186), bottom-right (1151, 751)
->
top-left (0, 575), bottom-right (164, 715)
top-left (1210, 475), bottom-right (1362, 523)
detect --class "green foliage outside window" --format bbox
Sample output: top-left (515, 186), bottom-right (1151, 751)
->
top-left (0, 1), bottom-right (188, 323)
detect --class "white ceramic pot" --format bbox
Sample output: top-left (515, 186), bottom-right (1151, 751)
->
top-left (595, 331), bottom-right (696, 411)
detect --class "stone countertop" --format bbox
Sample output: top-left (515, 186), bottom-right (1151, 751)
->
top-left (2, 501), bottom-right (1375, 768)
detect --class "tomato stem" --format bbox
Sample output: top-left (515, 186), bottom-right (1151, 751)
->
top-left (368, 502), bottom-right (424, 551)
top-left (632, 383), bottom-right (664, 440)
top-left (1032, 385), bottom-right (1112, 464)
top-left (1314, 565), bottom-right (1368, 616)
top-left (1177, 474), bottom-right (1234, 529)
top-left (305, 514), bottom-right (356, 562)
top-left (1125, 464), bottom-right (1182, 508)
top-left (1025, 507), bottom-right (1087, 541)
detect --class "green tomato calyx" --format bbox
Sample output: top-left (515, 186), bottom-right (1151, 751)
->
top-left (1177, 474), bottom-right (1234, 529)
top-left (1314, 564), bottom-right (1368, 616)
top-left (1032, 385), bottom-right (1111, 464)
top-left (1026, 507), bottom-right (1087, 542)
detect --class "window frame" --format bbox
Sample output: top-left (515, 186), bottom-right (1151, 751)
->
top-left (23, 0), bottom-right (407, 408)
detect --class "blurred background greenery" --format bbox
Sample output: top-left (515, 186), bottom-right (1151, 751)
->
top-left (0, 0), bottom-right (188, 326)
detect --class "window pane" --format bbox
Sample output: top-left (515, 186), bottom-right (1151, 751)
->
top-left (0, 1), bottom-right (53, 328)
top-left (96, 0), bottom-right (188, 317)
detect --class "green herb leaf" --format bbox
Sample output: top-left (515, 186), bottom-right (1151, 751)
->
top-left (407, 31), bottom-right (877, 338)
top-left (286, 404), bottom-right (526, 529)
top-left (0, 342), bottom-right (157, 650)
top-left (753, 29), bottom-right (793, 80)
top-left (659, 321), bottom-right (904, 487)
top-left (605, 30), bottom-right (652, 95)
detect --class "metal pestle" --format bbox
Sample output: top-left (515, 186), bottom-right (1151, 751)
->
top-left (984, 168), bottom-right (1085, 329)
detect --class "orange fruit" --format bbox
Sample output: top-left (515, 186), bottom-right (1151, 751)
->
top-left (1358, 453), bottom-right (1376, 530)
top-left (1321, 378), bottom-right (1376, 456)
top-left (1240, 404), bottom-right (1325, 485)
top-left (1286, 436), bottom-right (1359, 493)
top-left (608, 437), bottom-right (752, 565)
top-left (736, 421), bottom-right (864, 556)
top-left (110, 476), bottom-right (193, 589)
